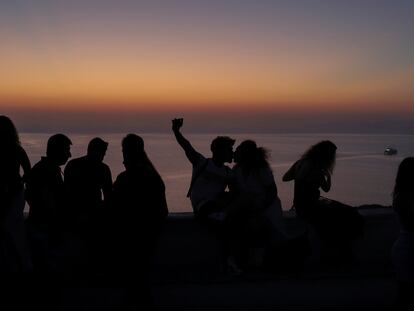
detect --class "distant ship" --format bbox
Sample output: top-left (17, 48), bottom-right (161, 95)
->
top-left (384, 147), bottom-right (397, 155)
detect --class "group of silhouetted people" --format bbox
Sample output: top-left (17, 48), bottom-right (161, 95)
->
top-left (0, 114), bottom-right (413, 309)
top-left (0, 116), bottom-right (168, 309)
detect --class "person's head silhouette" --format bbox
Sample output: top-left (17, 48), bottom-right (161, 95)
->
top-left (234, 139), bottom-right (269, 170)
top-left (46, 134), bottom-right (72, 166)
top-left (0, 115), bottom-right (20, 146)
top-left (210, 136), bottom-right (235, 164)
top-left (302, 140), bottom-right (337, 173)
top-left (122, 134), bottom-right (146, 169)
top-left (394, 157), bottom-right (414, 199)
top-left (87, 137), bottom-right (108, 163)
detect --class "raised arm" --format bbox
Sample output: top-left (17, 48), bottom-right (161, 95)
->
top-left (171, 118), bottom-right (201, 165)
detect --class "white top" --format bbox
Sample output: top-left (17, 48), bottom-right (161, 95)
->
top-left (232, 165), bottom-right (287, 240)
top-left (189, 155), bottom-right (232, 211)
top-left (232, 166), bottom-right (275, 210)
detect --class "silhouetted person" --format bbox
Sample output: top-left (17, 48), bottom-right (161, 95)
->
top-left (64, 137), bottom-right (112, 228)
top-left (228, 140), bottom-right (283, 231)
top-left (64, 137), bottom-right (112, 280)
top-left (283, 140), bottom-right (363, 265)
top-left (26, 134), bottom-right (72, 274)
top-left (0, 116), bottom-right (32, 275)
top-left (0, 116), bottom-right (32, 311)
top-left (110, 134), bottom-right (168, 309)
top-left (172, 118), bottom-right (235, 220)
top-left (391, 157), bottom-right (414, 310)
top-left (23, 134), bottom-right (71, 311)
top-left (224, 140), bottom-right (285, 270)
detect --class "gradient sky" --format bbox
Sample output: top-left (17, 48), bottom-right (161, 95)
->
top-left (1, 0), bottom-right (414, 133)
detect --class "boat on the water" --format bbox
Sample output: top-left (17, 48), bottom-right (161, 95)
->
top-left (384, 147), bottom-right (397, 155)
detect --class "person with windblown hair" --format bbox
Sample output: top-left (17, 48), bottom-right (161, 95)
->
top-left (283, 140), bottom-right (363, 264)
top-left (283, 140), bottom-right (337, 220)
top-left (224, 140), bottom-right (285, 270)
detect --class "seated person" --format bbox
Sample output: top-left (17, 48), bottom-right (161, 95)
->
top-left (172, 118), bottom-right (235, 221)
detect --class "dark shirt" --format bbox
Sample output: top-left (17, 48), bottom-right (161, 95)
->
top-left (64, 156), bottom-right (112, 215)
top-left (109, 165), bottom-right (168, 282)
top-left (26, 157), bottom-right (64, 232)
top-left (394, 194), bottom-right (414, 232)
top-left (292, 159), bottom-right (324, 219)
top-left (0, 145), bottom-right (25, 194)
top-left (0, 144), bottom-right (26, 224)
top-left (112, 165), bottom-right (168, 234)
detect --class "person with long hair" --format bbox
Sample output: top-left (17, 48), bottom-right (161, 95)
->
top-left (283, 140), bottom-right (363, 264)
top-left (109, 134), bottom-right (168, 308)
top-left (391, 157), bottom-right (414, 309)
top-left (224, 140), bottom-right (285, 271)
top-left (283, 140), bottom-right (337, 220)
top-left (0, 115), bottom-right (32, 275)
top-left (111, 134), bottom-right (168, 253)
top-left (228, 140), bottom-right (283, 226)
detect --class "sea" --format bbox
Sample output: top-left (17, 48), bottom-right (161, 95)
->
top-left (21, 133), bottom-right (414, 213)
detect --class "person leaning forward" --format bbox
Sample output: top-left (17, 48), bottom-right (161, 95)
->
top-left (172, 118), bottom-right (235, 221)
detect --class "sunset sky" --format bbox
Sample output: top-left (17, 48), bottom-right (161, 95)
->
top-left (1, 0), bottom-right (414, 133)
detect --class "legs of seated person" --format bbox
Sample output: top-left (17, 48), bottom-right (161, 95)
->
top-left (196, 201), bottom-right (225, 224)
top-left (223, 193), bottom-right (256, 220)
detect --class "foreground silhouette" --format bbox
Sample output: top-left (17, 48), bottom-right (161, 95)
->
top-left (26, 134), bottom-right (72, 271)
top-left (172, 118), bottom-right (238, 273)
top-left (0, 115), bottom-right (32, 276)
top-left (64, 137), bottom-right (112, 280)
top-left (0, 116), bottom-right (33, 309)
top-left (283, 140), bottom-right (364, 265)
top-left (24, 133), bottom-right (72, 310)
top-left (64, 137), bottom-right (112, 229)
top-left (223, 140), bottom-right (286, 271)
top-left (172, 118), bottom-right (235, 220)
top-left (108, 134), bottom-right (168, 309)
top-left (391, 157), bottom-right (414, 309)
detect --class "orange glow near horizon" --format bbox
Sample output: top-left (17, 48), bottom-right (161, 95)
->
top-left (1, 52), bottom-right (414, 112)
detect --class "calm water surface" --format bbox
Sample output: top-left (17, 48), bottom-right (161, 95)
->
top-left (21, 133), bottom-right (414, 212)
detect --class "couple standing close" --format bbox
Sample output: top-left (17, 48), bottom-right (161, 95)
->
top-left (172, 118), bottom-right (285, 272)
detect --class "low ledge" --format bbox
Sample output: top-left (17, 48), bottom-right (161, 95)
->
top-left (148, 205), bottom-right (399, 310)
top-left (153, 205), bottom-right (398, 282)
